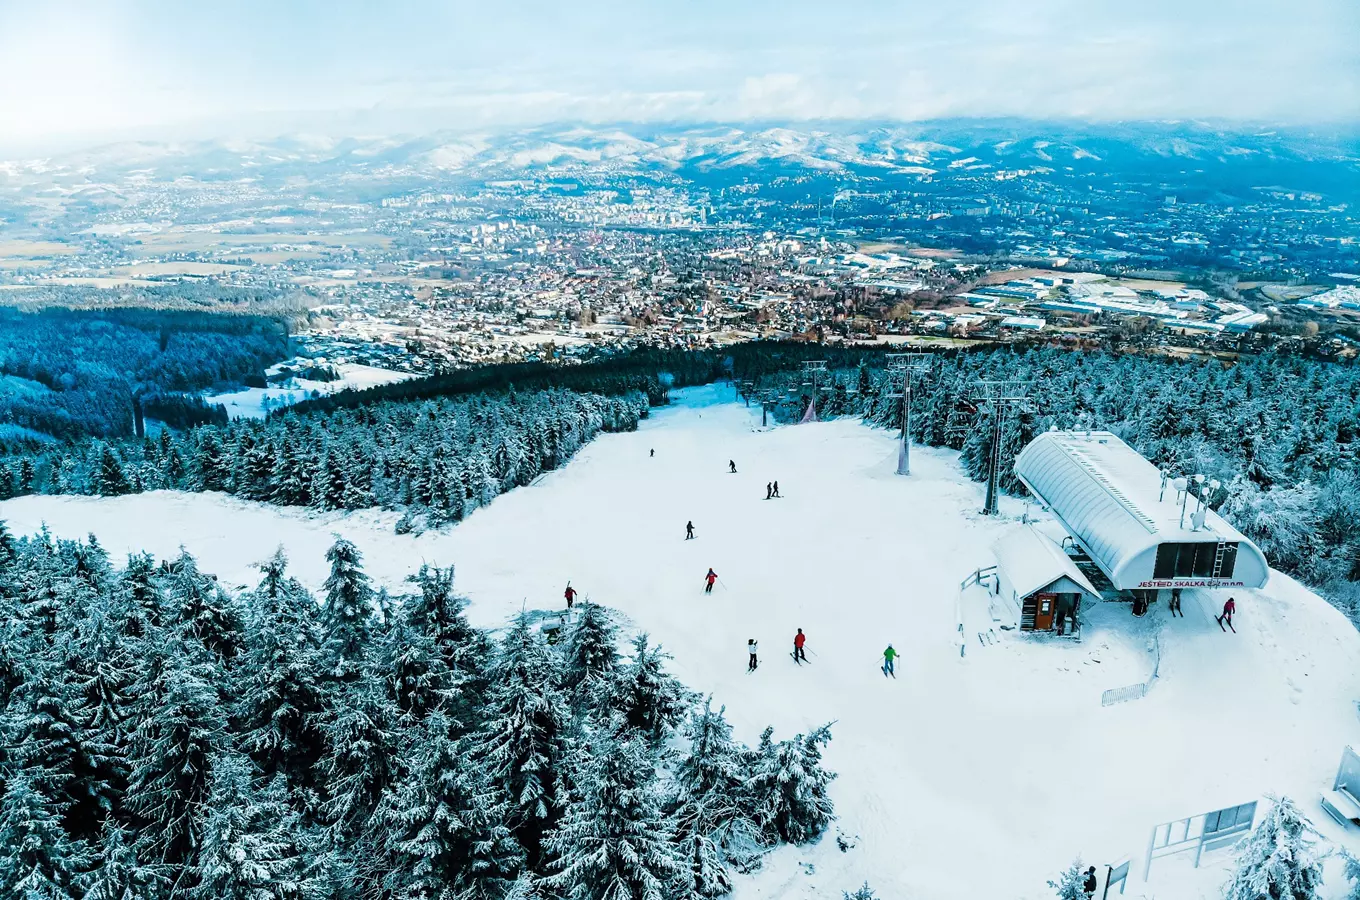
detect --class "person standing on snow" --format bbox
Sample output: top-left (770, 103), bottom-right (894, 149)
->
top-left (882, 644), bottom-right (898, 676)
top-left (773, 481), bottom-right (781, 498)
top-left (747, 638), bottom-right (758, 671)
top-left (1218, 596), bottom-right (1236, 628)
top-left (793, 628), bottom-right (807, 662)
top-left (765, 482), bottom-right (772, 500)
top-left (1169, 587), bottom-right (1183, 617)
top-left (564, 584), bottom-right (577, 610)
top-left (686, 521), bottom-right (695, 540)
top-left (650, 448), bottom-right (654, 458)
top-left (729, 460), bottom-right (737, 474)
top-left (704, 568), bottom-right (718, 594)
top-left (1082, 866), bottom-right (1098, 898)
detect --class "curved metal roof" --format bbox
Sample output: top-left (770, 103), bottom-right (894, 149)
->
top-left (1014, 430), bottom-right (1268, 589)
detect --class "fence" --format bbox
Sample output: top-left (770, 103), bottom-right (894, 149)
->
top-left (1101, 632), bottom-right (1162, 707)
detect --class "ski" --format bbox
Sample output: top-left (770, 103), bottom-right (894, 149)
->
top-left (1227, 620), bottom-right (1236, 633)
top-left (1217, 616), bottom-right (1226, 632)
top-left (790, 652), bottom-right (808, 665)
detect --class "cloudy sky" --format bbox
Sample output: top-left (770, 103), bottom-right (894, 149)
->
top-left (1, 0), bottom-right (1356, 149)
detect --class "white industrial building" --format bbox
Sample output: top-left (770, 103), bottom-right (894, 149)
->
top-left (1014, 431), bottom-right (1269, 597)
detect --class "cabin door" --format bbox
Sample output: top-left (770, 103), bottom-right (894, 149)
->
top-left (1032, 593), bottom-right (1057, 631)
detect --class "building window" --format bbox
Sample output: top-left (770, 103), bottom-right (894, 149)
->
top-left (1153, 542), bottom-right (1239, 580)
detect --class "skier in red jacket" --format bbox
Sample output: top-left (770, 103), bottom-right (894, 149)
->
top-left (564, 584), bottom-right (577, 609)
top-left (704, 569), bottom-right (718, 594)
top-left (1218, 596), bottom-right (1236, 628)
top-left (793, 628), bottom-right (807, 662)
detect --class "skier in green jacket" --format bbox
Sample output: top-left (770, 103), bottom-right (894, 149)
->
top-left (882, 645), bottom-right (898, 677)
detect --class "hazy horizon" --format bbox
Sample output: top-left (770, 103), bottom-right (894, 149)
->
top-left (1, 0), bottom-right (1356, 153)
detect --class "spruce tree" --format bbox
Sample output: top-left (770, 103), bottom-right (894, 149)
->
top-left (613, 634), bottom-right (691, 746)
top-left (1224, 796), bottom-right (1322, 900)
top-left (672, 700), bottom-right (761, 876)
top-left (235, 549), bottom-right (327, 785)
top-left (561, 601), bottom-right (619, 713)
top-left (125, 644), bottom-right (227, 866)
top-left (95, 446), bottom-right (132, 498)
top-left (163, 549), bottom-right (242, 663)
top-left (1048, 859), bottom-right (1084, 900)
top-left (470, 612), bottom-right (569, 865)
top-left (540, 736), bottom-right (681, 900)
top-left (317, 676), bottom-right (396, 837)
top-left (377, 712), bottom-right (523, 900)
top-left (0, 770), bottom-right (78, 899)
top-left (747, 724), bottom-right (836, 845)
top-left (191, 752), bottom-right (300, 900)
top-left (321, 537), bottom-right (374, 676)
top-left (80, 820), bottom-right (163, 900)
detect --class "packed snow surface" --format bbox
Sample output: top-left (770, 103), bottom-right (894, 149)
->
top-left (5, 384), bottom-right (1360, 898)
top-left (205, 362), bottom-right (414, 419)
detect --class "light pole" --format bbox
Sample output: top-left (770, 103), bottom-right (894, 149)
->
top-left (885, 352), bottom-right (933, 475)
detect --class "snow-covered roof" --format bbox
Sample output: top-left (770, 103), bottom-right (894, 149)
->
top-left (1014, 431), bottom-right (1269, 590)
top-left (992, 525), bottom-right (1101, 598)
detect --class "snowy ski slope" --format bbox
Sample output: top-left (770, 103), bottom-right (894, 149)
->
top-left (4, 384), bottom-right (1360, 898)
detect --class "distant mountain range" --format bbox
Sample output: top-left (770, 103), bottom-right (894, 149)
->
top-left (4, 120), bottom-right (1359, 199)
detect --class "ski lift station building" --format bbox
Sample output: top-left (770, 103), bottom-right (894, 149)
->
top-left (1013, 431), bottom-right (1269, 594)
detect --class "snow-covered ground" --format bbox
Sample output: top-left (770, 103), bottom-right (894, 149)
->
top-left (205, 362), bottom-right (414, 419)
top-left (5, 384), bottom-right (1360, 898)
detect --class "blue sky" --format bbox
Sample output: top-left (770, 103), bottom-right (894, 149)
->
top-left (0, 0), bottom-right (1355, 148)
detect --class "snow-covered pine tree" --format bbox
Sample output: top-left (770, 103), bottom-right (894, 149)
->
top-left (376, 617), bottom-right (453, 723)
top-left (843, 883), bottom-right (877, 900)
top-left (747, 724), bottom-right (836, 845)
top-left (470, 611), bottom-right (569, 865)
top-left (317, 675), bottom-right (396, 837)
top-left (540, 735), bottom-right (681, 900)
top-left (125, 643), bottom-right (227, 866)
top-left (405, 564), bottom-right (488, 684)
top-left (561, 601), bottom-right (620, 714)
top-left (162, 549), bottom-right (242, 663)
top-left (672, 699), bottom-right (763, 876)
top-left (376, 712), bottom-right (523, 900)
top-left (235, 549), bottom-right (327, 785)
top-left (613, 633), bottom-right (692, 746)
top-left (0, 769), bottom-right (79, 899)
top-left (1343, 849), bottom-right (1360, 900)
top-left (79, 819), bottom-right (163, 900)
top-left (95, 445), bottom-right (132, 498)
top-left (1224, 795), bottom-right (1322, 900)
top-left (1048, 859), bottom-right (1084, 900)
top-left (190, 751), bottom-right (301, 900)
top-left (321, 537), bottom-right (375, 677)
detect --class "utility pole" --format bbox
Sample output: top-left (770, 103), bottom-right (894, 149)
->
top-left (884, 352), bottom-right (933, 475)
top-left (800, 360), bottom-right (828, 422)
top-left (971, 379), bottom-right (1031, 516)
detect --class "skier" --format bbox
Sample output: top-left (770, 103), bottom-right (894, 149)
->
top-left (564, 583), bottom-right (577, 610)
top-left (704, 568), bottom-right (718, 594)
top-left (765, 482), bottom-right (773, 500)
top-left (1217, 596), bottom-right (1236, 630)
top-left (1082, 866), bottom-right (1098, 898)
top-left (729, 460), bottom-right (737, 474)
top-left (686, 521), bottom-right (695, 540)
top-left (773, 481), bottom-right (781, 498)
top-left (882, 644), bottom-right (897, 677)
top-left (793, 628), bottom-right (807, 663)
top-left (1169, 587), bottom-right (1183, 617)
top-left (650, 448), bottom-right (655, 458)
top-left (747, 638), bottom-right (758, 671)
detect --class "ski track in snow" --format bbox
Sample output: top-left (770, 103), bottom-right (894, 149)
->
top-left (4, 383), bottom-right (1360, 899)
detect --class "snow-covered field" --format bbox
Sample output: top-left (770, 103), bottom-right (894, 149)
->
top-left (205, 362), bottom-right (414, 419)
top-left (5, 384), bottom-right (1360, 898)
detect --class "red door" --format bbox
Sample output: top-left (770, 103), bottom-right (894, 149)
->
top-left (1033, 593), bottom-right (1057, 631)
